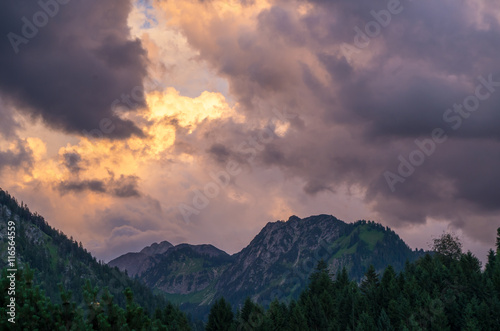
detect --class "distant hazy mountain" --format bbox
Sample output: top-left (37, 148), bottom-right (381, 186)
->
top-left (109, 214), bottom-right (425, 319)
top-left (107, 240), bottom-right (174, 277)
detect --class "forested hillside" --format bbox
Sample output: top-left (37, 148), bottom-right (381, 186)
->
top-left (0, 188), bottom-right (196, 330)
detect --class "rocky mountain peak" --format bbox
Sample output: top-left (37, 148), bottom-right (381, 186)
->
top-left (140, 240), bottom-right (173, 256)
top-left (286, 215), bottom-right (301, 222)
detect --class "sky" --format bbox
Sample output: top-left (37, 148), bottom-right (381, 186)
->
top-left (0, 0), bottom-right (499, 263)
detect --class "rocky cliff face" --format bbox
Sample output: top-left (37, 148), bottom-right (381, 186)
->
top-left (216, 215), bottom-right (350, 302)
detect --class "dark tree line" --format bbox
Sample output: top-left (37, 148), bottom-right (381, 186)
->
top-left (206, 230), bottom-right (500, 330)
top-left (0, 266), bottom-right (191, 330)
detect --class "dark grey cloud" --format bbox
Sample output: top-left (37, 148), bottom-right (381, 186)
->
top-left (0, 142), bottom-right (33, 171)
top-left (57, 174), bottom-right (141, 198)
top-left (62, 151), bottom-right (82, 174)
top-left (0, 100), bottom-right (22, 139)
top-left (58, 179), bottom-right (106, 194)
top-left (112, 175), bottom-right (142, 198)
top-left (171, 0), bottom-right (500, 244)
top-left (0, 0), bottom-right (147, 139)
top-left (0, 101), bottom-right (33, 171)
top-left (207, 143), bottom-right (231, 164)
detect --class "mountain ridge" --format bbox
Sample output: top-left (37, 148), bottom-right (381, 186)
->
top-left (109, 213), bottom-right (426, 319)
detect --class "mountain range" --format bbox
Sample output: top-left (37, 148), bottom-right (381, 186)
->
top-left (109, 214), bottom-right (426, 319)
top-left (1, 187), bottom-right (498, 330)
top-left (0, 186), bottom-right (426, 322)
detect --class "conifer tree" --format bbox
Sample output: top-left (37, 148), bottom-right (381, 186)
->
top-left (287, 300), bottom-right (308, 331)
top-left (496, 228), bottom-right (500, 255)
top-left (361, 265), bottom-right (380, 294)
top-left (267, 299), bottom-right (287, 330)
top-left (377, 309), bottom-right (394, 331)
top-left (206, 297), bottom-right (234, 331)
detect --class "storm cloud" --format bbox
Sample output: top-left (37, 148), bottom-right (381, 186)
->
top-left (161, 0), bottom-right (500, 243)
top-left (0, 0), bottom-right (147, 139)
